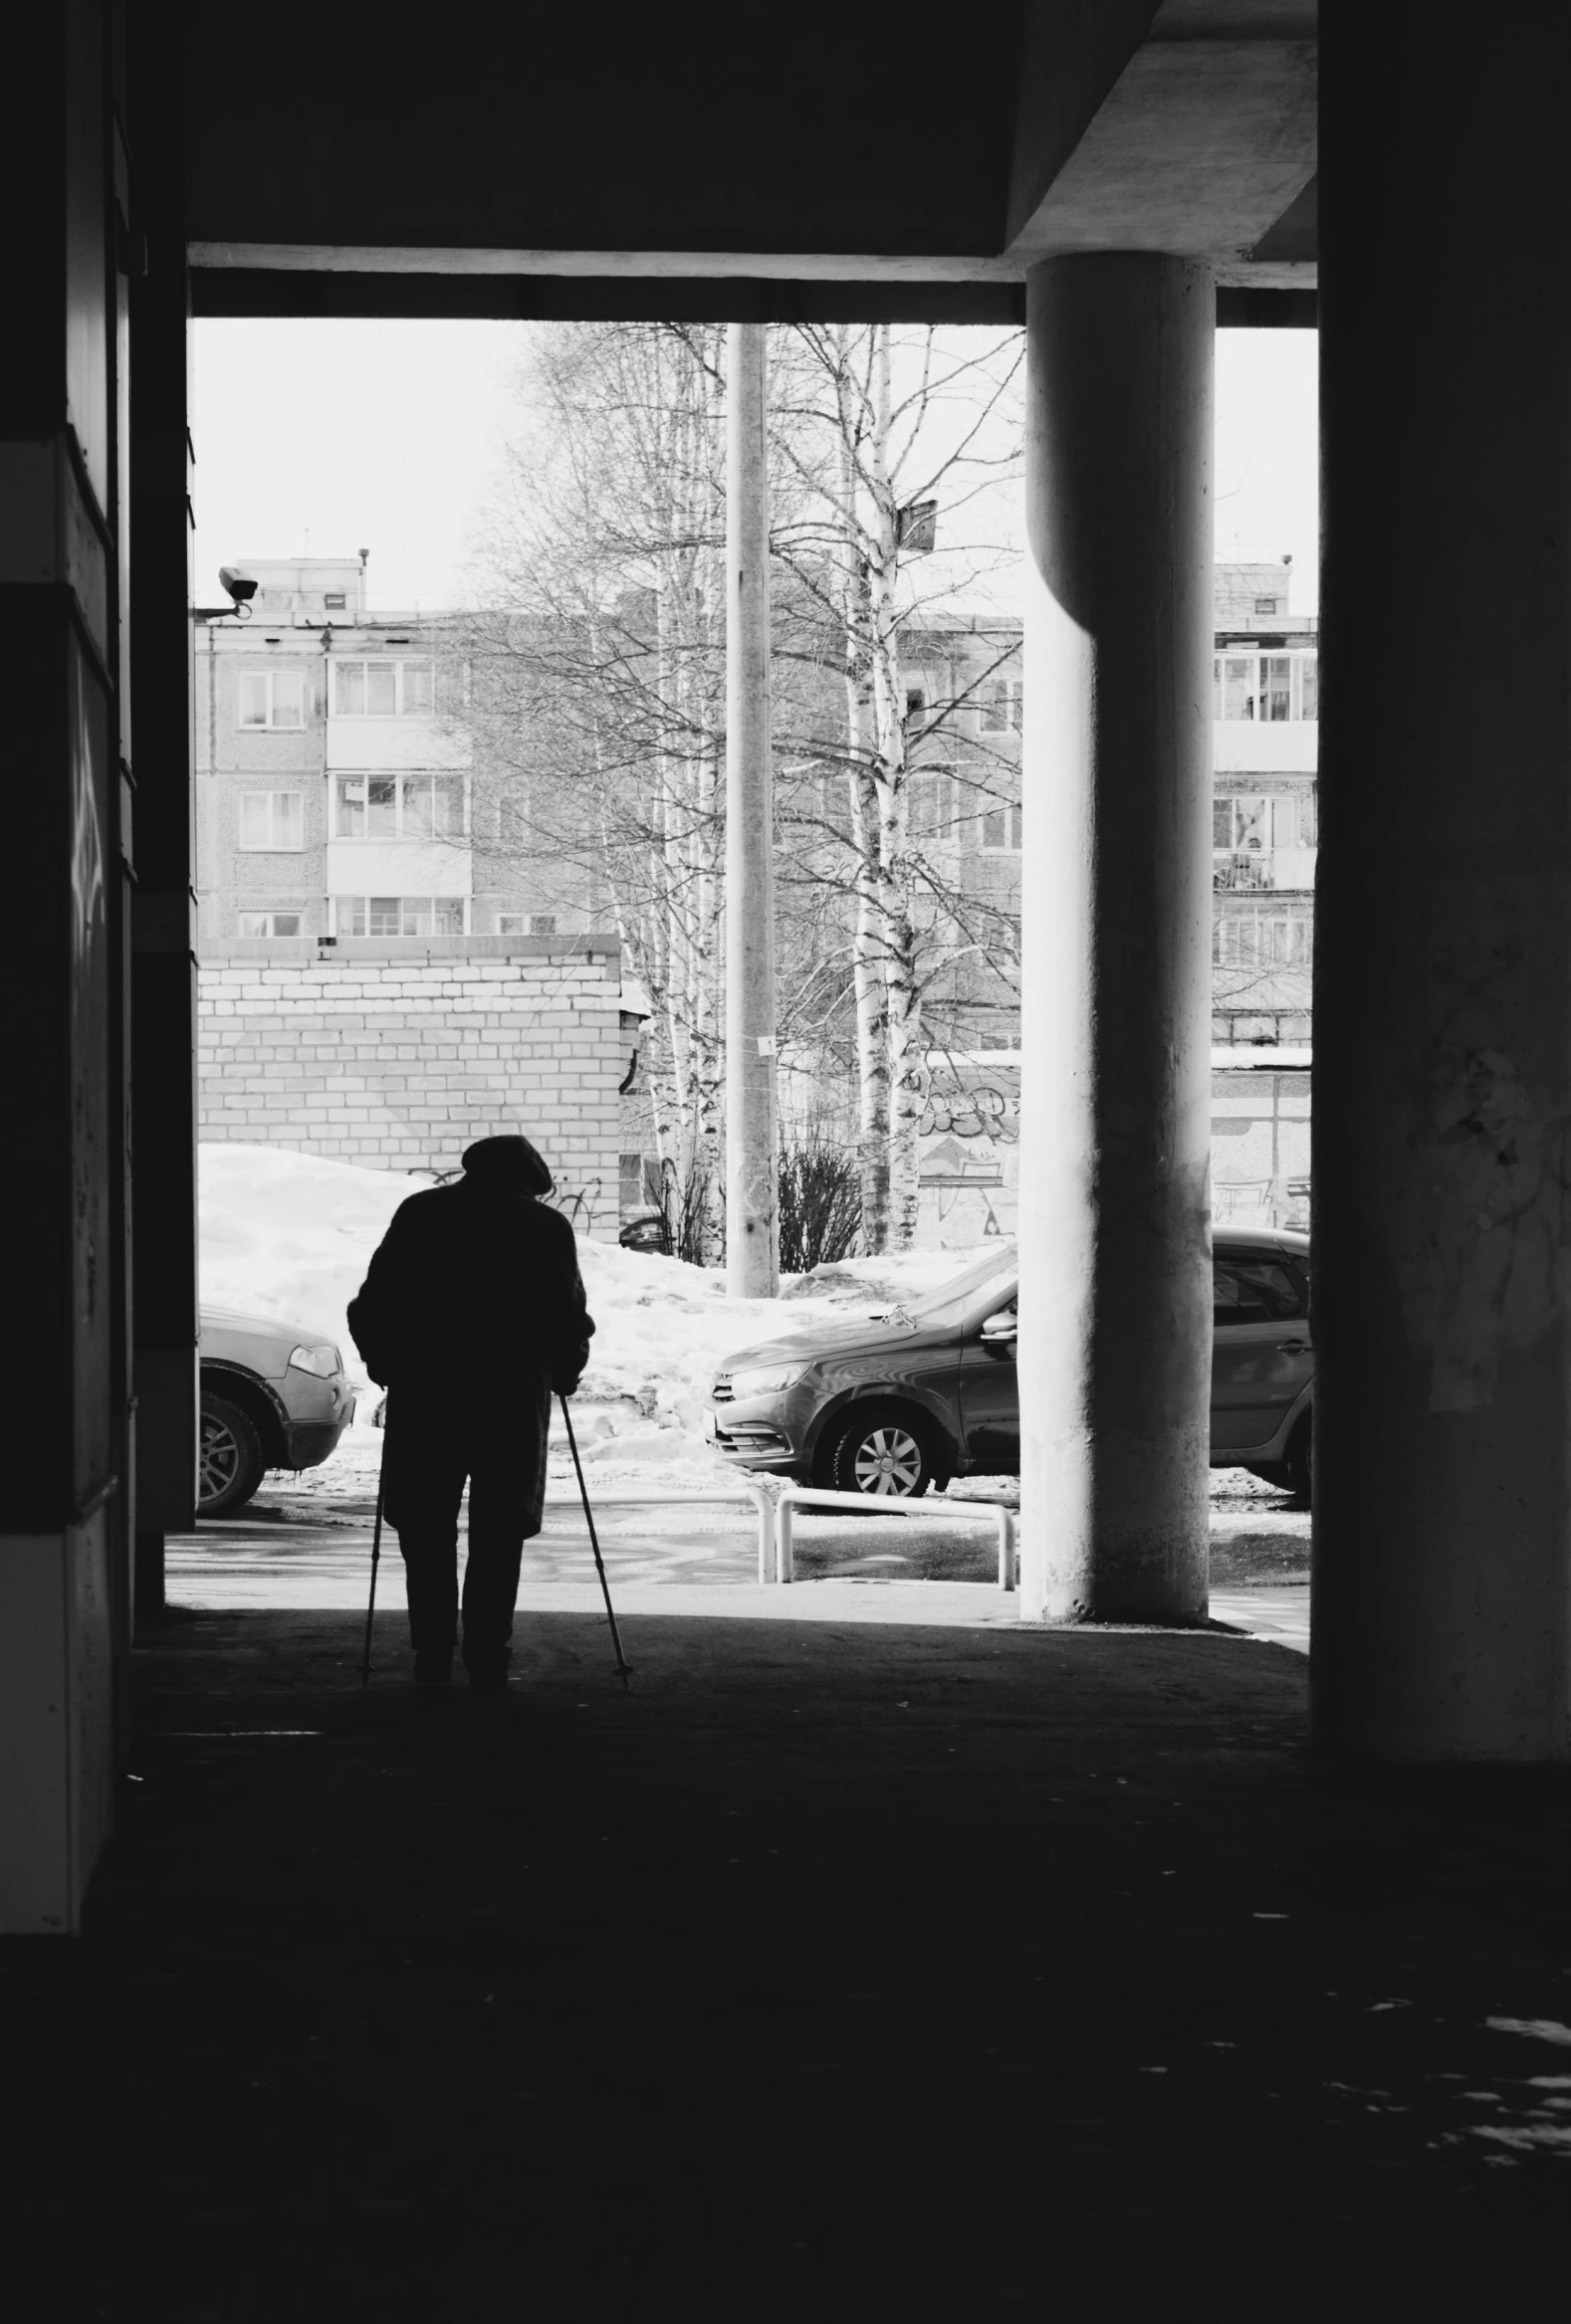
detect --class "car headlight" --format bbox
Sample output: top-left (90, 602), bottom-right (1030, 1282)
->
top-left (725, 1361), bottom-right (811, 1400)
top-left (288, 1343), bottom-right (341, 1378)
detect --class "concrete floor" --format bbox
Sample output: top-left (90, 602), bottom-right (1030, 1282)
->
top-left (3, 1605), bottom-right (1567, 2317)
top-left (163, 1487), bottom-right (1311, 1648)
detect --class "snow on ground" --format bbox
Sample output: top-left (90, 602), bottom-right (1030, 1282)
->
top-left (199, 1145), bottom-right (1005, 1500)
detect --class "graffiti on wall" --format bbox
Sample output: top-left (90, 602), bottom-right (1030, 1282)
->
top-left (916, 1065), bottom-right (1020, 1243)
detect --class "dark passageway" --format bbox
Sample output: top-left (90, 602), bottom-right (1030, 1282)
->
top-left (6, 1614), bottom-right (1567, 2314)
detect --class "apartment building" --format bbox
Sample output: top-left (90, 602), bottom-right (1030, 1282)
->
top-left (899, 563), bottom-right (1318, 1240)
top-left (195, 557), bottom-right (592, 944)
top-left (193, 560), bottom-right (627, 1216)
top-left (1211, 558), bottom-right (1317, 1048)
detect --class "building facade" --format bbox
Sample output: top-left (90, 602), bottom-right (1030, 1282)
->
top-left (195, 558), bottom-right (1316, 1235)
top-left (195, 558), bottom-right (599, 943)
top-left (900, 563), bottom-right (1319, 1240)
top-left (194, 560), bottom-right (628, 1220)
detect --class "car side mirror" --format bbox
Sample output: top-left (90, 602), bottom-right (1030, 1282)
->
top-left (981, 1310), bottom-right (1017, 1345)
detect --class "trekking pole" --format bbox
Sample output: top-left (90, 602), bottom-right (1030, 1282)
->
top-left (559, 1393), bottom-right (632, 1690)
top-left (360, 1400), bottom-right (388, 1688)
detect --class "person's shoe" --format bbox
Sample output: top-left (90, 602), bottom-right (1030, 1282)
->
top-left (413, 1648), bottom-right (454, 1687)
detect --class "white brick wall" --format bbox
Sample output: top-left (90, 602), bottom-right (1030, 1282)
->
top-left (199, 947), bottom-right (626, 1241)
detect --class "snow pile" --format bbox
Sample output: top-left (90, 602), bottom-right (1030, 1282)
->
top-left (200, 1145), bottom-right (416, 1357)
top-left (198, 1145), bottom-right (1002, 1495)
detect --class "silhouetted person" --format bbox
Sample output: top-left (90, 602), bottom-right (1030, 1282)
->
top-left (347, 1135), bottom-right (594, 1693)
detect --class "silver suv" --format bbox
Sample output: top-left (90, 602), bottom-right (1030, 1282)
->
top-left (199, 1306), bottom-right (355, 1516)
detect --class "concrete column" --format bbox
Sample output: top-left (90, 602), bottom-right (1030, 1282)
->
top-left (1311, 17), bottom-right (1571, 1760)
top-left (724, 320), bottom-right (779, 1297)
top-left (1017, 256), bottom-right (1215, 1624)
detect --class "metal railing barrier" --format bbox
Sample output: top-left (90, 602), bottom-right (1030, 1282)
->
top-left (772, 1484), bottom-right (1016, 1591)
top-left (554, 1478), bottom-right (783, 1585)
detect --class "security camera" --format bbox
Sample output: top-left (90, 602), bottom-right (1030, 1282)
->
top-left (219, 566), bottom-right (258, 607)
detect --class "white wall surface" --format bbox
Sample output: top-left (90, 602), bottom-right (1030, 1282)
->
top-left (328, 722), bottom-right (468, 770)
top-left (1213, 722), bottom-right (1318, 773)
top-left (325, 839), bottom-right (473, 896)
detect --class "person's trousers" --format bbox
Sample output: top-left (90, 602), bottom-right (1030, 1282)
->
top-left (381, 1370), bottom-right (552, 1668)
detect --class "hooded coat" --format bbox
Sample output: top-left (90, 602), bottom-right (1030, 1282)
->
top-left (347, 1138), bottom-right (594, 1396)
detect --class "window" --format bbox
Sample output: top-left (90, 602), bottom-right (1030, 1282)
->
top-left (1253, 596), bottom-right (1279, 615)
top-left (332, 658), bottom-right (435, 717)
top-left (1216, 796), bottom-right (1269, 854)
top-left (496, 913), bottom-right (528, 934)
top-left (237, 670), bottom-right (306, 730)
top-left (1213, 915), bottom-right (1311, 967)
top-left (324, 592), bottom-right (346, 610)
top-left (236, 911), bottom-right (302, 938)
top-left (529, 914), bottom-right (557, 935)
top-left (237, 791), bottom-right (304, 850)
top-left (978, 678), bottom-right (1021, 733)
top-left (910, 771), bottom-right (958, 841)
top-left (1214, 651), bottom-right (1318, 723)
top-left (336, 773), bottom-right (465, 838)
top-left (1214, 1257), bottom-right (1303, 1326)
top-left (981, 799), bottom-right (1022, 851)
top-left (338, 896), bottom-right (466, 938)
top-left (401, 771), bottom-right (464, 837)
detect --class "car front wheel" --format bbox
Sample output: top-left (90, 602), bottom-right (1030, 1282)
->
top-left (199, 1390), bottom-right (266, 1517)
top-left (825, 1408), bottom-right (932, 1500)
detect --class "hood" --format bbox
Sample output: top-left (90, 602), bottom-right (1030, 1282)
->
top-left (200, 1303), bottom-right (329, 1341)
top-left (715, 1311), bottom-right (922, 1375)
top-left (462, 1133), bottom-right (554, 1196)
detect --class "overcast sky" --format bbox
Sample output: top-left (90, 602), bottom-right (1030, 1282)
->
top-left (191, 318), bottom-right (1319, 619)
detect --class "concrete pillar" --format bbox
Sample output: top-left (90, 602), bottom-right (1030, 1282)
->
top-left (724, 320), bottom-right (779, 1297)
top-left (1311, 17), bottom-right (1571, 1760)
top-left (1017, 256), bottom-right (1215, 1624)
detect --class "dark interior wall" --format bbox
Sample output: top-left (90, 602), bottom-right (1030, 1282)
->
top-left (127, 7), bottom-right (199, 1548)
top-left (0, 4), bottom-right (123, 1542)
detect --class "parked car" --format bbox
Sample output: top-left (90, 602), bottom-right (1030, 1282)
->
top-left (199, 1307), bottom-right (355, 1516)
top-left (618, 1213), bottom-right (669, 1254)
top-left (704, 1228), bottom-right (1313, 1503)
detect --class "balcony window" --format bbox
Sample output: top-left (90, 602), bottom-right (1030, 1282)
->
top-left (1214, 651), bottom-right (1318, 723)
top-left (237, 790), bottom-right (304, 849)
top-left (338, 896), bottom-right (466, 938)
top-left (1214, 791), bottom-right (1317, 883)
top-left (1214, 915), bottom-right (1311, 968)
top-left (332, 658), bottom-right (436, 717)
top-left (237, 911), bottom-right (302, 937)
top-left (237, 670), bottom-right (306, 729)
top-left (336, 773), bottom-right (465, 838)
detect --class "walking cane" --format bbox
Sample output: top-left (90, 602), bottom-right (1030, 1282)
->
top-left (360, 1399), bottom-right (388, 1688)
top-left (559, 1393), bottom-right (632, 1690)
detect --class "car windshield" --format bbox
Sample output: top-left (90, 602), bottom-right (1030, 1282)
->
top-left (895, 1244), bottom-right (1018, 1332)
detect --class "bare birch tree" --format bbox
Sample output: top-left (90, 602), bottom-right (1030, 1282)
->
top-left (770, 322), bottom-right (1025, 1249)
top-left (463, 322), bottom-right (733, 1257)
top-left (462, 317), bottom-right (1025, 1259)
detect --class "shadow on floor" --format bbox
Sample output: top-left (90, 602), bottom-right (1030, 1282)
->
top-left (3, 1610), bottom-right (1568, 2316)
